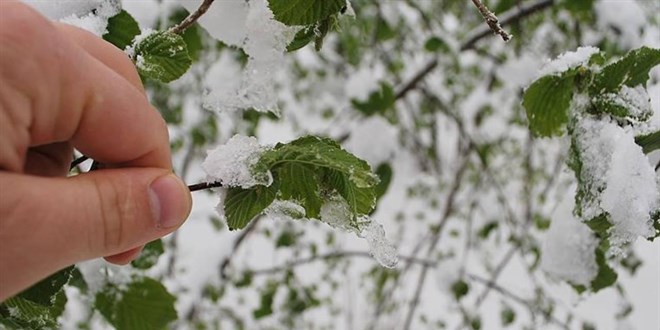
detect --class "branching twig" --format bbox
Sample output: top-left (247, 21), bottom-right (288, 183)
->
top-left (169, 0), bottom-right (215, 35)
top-left (470, 0), bottom-right (512, 43)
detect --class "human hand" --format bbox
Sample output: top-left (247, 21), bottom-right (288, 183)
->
top-left (0, 2), bottom-right (192, 301)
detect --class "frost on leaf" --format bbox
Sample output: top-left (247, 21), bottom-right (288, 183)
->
top-left (202, 135), bottom-right (271, 188)
top-left (265, 200), bottom-right (307, 221)
top-left (593, 85), bottom-right (653, 121)
top-left (541, 192), bottom-right (599, 286)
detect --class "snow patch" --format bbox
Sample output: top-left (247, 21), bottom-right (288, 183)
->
top-left (541, 191), bottom-right (599, 286)
top-left (202, 134), bottom-right (271, 188)
top-left (24, 0), bottom-right (120, 36)
top-left (538, 46), bottom-right (600, 77)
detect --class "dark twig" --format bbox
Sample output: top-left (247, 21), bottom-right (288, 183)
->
top-left (470, 0), bottom-right (512, 43)
top-left (169, 0), bottom-right (215, 35)
top-left (69, 155), bottom-right (89, 170)
top-left (188, 181), bottom-right (223, 192)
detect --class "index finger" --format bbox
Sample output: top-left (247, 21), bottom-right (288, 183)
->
top-left (0, 2), bottom-right (171, 171)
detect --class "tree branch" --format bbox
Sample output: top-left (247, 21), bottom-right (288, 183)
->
top-left (470, 0), bottom-right (512, 43)
top-left (394, 0), bottom-right (555, 100)
top-left (169, 0), bottom-right (215, 35)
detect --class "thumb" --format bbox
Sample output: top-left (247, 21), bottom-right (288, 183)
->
top-left (0, 169), bottom-right (191, 299)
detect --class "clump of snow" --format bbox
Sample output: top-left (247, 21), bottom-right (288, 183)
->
top-left (597, 85), bottom-right (653, 120)
top-left (202, 135), bottom-right (271, 188)
top-left (572, 115), bottom-right (658, 252)
top-left (201, 0), bottom-right (296, 113)
top-left (537, 46), bottom-right (600, 77)
top-left (601, 126), bottom-right (657, 251)
top-left (25, 0), bottom-right (121, 36)
top-left (265, 200), bottom-right (307, 221)
top-left (360, 218), bottom-right (399, 268)
top-left (319, 194), bottom-right (354, 231)
top-left (319, 195), bottom-right (399, 268)
top-left (541, 191), bottom-right (599, 286)
top-left (572, 117), bottom-right (616, 220)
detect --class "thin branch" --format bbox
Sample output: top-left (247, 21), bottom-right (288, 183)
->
top-left (169, 0), bottom-right (215, 35)
top-left (394, 0), bottom-right (554, 100)
top-left (462, 0), bottom-right (553, 51)
top-left (218, 217), bottom-right (262, 279)
top-left (251, 251), bottom-right (434, 276)
top-left (470, 0), bottom-right (512, 43)
top-left (402, 154), bottom-right (471, 330)
top-left (188, 181), bottom-right (223, 192)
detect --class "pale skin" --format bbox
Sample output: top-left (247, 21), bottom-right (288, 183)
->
top-left (0, 2), bottom-right (192, 301)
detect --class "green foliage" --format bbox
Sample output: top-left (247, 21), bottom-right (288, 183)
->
top-left (95, 277), bottom-right (177, 330)
top-left (103, 10), bottom-right (140, 50)
top-left (253, 281), bottom-right (278, 319)
top-left (590, 47), bottom-right (660, 93)
top-left (224, 184), bottom-right (278, 230)
top-left (223, 136), bottom-right (379, 230)
top-left (268, 0), bottom-right (345, 26)
top-left (373, 163), bottom-right (393, 201)
top-left (424, 36), bottom-right (450, 53)
top-left (522, 72), bottom-right (575, 137)
top-left (500, 306), bottom-right (516, 326)
top-left (635, 130), bottom-right (660, 154)
top-left (450, 279), bottom-right (469, 300)
top-left (0, 266), bottom-right (73, 329)
top-left (131, 239), bottom-right (164, 270)
top-left (132, 31), bottom-right (192, 83)
top-left (352, 82), bottom-right (396, 117)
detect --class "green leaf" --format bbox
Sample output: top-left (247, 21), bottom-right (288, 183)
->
top-left (374, 163), bottom-right (393, 201)
top-left (424, 36), bottom-right (450, 53)
top-left (103, 10), bottom-right (141, 50)
top-left (131, 239), bottom-right (164, 270)
top-left (584, 214), bottom-right (612, 239)
top-left (95, 277), bottom-right (177, 330)
top-left (168, 9), bottom-right (203, 61)
top-left (268, 0), bottom-right (345, 26)
top-left (253, 282), bottom-right (278, 319)
top-left (276, 163), bottom-right (323, 218)
top-left (287, 25), bottom-right (317, 52)
top-left (523, 73), bottom-right (575, 137)
top-left (352, 83), bottom-right (396, 117)
top-left (450, 280), bottom-right (469, 300)
top-left (635, 130), bottom-right (660, 154)
top-left (323, 169), bottom-right (376, 216)
top-left (224, 185), bottom-right (278, 230)
top-left (17, 266), bottom-right (73, 306)
top-left (501, 306), bottom-right (516, 326)
top-left (133, 31), bottom-right (192, 83)
top-left (478, 221), bottom-right (499, 239)
top-left (590, 247), bottom-right (617, 292)
top-left (256, 136), bottom-right (378, 189)
top-left (591, 46), bottom-right (660, 93)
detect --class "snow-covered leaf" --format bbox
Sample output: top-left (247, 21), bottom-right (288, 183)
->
top-left (635, 131), bottom-right (660, 154)
top-left (133, 31), bottom-right (192, 83)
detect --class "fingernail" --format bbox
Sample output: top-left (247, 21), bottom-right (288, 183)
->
top-left (149, 174), bottom-right (191, 229)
